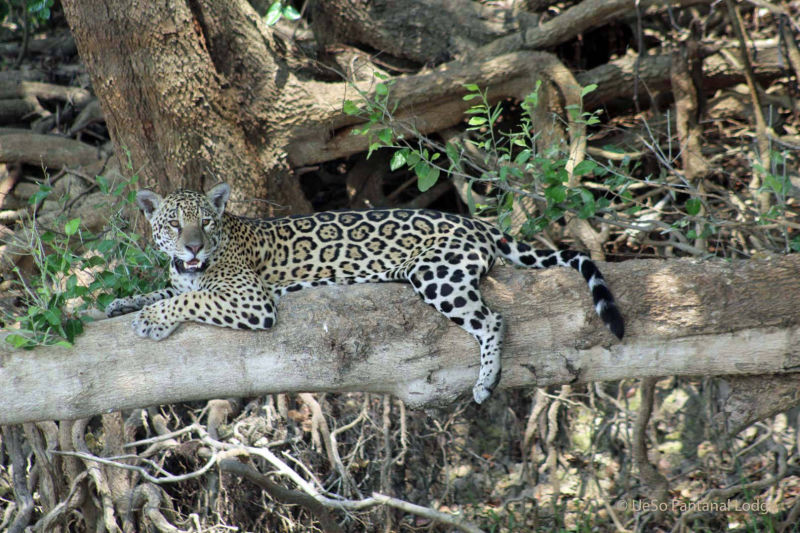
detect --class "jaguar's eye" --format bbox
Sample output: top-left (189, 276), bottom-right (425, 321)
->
top-left (202, 218), bottom-right (213, 226)
top-left (169, 220), bottom-right (180, 228)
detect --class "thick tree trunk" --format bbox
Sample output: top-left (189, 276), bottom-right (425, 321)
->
top-left (2, 256), bottom-right (799, 425)
top-left (60, 0), bottom-right (311, 216)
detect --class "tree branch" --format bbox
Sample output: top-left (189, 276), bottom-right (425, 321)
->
top-left (2, 256), bottom-right (800, 425)
top-left (285, 41), bottom-right (785, 166)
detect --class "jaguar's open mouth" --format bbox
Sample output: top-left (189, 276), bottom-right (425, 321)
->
top-left (174, 257), bottom-right (207, 274)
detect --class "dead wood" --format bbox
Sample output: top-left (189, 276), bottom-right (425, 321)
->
top-left (0, 132), bottom-right (103, 169)
top-left (1, 255), bottom-right (799, 425)
top-left (286, 40), bottom-right (784, 168)
top-left (0, 34), bottom-right (77, 57)
top-left (473, 0), bottom-right (711, 60)
top-left (0, 98), bottom-right (48, 124)
top-left (309, 0), bottom-right (537, 64)
top-left (219, 458), bottom-right (344, 533)
top-left (0, 80), bottom-right (93, 108)
top-left (577, 40), bottom-right (784, 109)
top-left (713, 374), bottom-right (800, 436)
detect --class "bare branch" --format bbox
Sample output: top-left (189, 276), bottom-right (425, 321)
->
top-left (2, 257), bottom-right (800, 424)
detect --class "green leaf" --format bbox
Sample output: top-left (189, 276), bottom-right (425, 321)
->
top-left (573, 160), bottom-right (597, 176)
top-left (463, 84), bottom-right (480, 92)
top-left (389, 150), bottom-right (407, 171)
top-left (64, 218), bottom-right (81, 236)
top-left (578, 198), bottom-right (596, 219)
top-left (462, 94), bottom-right (479, 101)
top-left (465, 181), bottom-right (476, 214)
top-left (342, 100), bottom-right (359, 116)
top-left (467, 116), bottom-right (487, 126)
top-left (377, 128), bottom-right (393, 145)
top-left (514, 149), bottom-right (532, 165)
top-left (264, 1), bottom-right (282, 25)
top-left (545, 185), bottom-right (567, 204)
top-left (501, 192), bottom-right (514, 212)
top-left (580, 84), bottom-right (598, 99)
top-left (375, 83), bottom-right (389, 96)
top-left (281, 4), bottom-right (301, 20)
top-left (64, 318), bottom-right (84, 343)
top-left (685, 197), bottom-right (702, 216)
top-left (43, 308), bottom-right (62, 326)
top-left (5, 334), bottom-right (32, 349)
top-left (416, 165), bottom-right (439, 192)
top-left (367, 142), bottom-right (381, 158)
top-left (445, 142), bottom-right (460, 165)
top-left (29, 185), bottom-right (52, 205)
top-left (96, 293), bottom-right (115, 308)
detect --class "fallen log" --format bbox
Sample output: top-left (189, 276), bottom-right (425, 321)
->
top-left (0, 132), bottom-right (103, 168)
top-left (1, 255), bottom-right (799, 425)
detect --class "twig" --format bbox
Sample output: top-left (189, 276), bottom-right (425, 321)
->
top-left (299, 393), bottom-right (356, 496)
top-left (123, 422), bottom-right (203, 448)
top-left (219, 457), bottom-right (344, 533)
top-left (196, 429), bottom-right (486, 533)
top-left (51, 449), bottom-right (218, 485)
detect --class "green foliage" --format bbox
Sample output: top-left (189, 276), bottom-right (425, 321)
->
top-left (342, 73), bottom-right (399, 160)
top-left (1, 0), bottom-right (54, 26)
top-left (341, 74), bottom-right (797, 258)
top-left (263, 1), bottom-right (301, 26)
top-left (3, 173), bottom-right (168, 349)
top-left (343, 78), bottom-right (613, 235)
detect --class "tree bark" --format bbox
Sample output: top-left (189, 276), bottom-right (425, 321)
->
top-left (60, 0), bottom-right (312, 216)
top-left (2, 255), bottom-right (799, 425)
top-left (58, 0), bottom-right (783, 213)
top-left (309, 0), bottom-right (535, 64)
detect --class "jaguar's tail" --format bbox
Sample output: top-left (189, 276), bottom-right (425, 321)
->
top-left (493, 234), bottom-right (624, 339)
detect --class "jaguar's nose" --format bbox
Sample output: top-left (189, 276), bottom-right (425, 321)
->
top-left (186, 243), bottom-right (203, 256)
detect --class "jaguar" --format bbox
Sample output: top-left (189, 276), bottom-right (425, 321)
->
top-left (107, 183), bottom-right (624, 403)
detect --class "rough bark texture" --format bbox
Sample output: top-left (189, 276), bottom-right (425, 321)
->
top-left (55, 0), bottom-right (784, 201)
top-left (60, 0), bottom-right (311, 216)
top-left (309, 0), bottom-right (535, 63)
top-left (2, 255), bottom-right (799, 425)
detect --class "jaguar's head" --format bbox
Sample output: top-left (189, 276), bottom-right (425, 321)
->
top-left (136, 183), bottom-right (230, 274)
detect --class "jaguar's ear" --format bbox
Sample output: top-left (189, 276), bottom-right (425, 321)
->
top-left (136, 190), bottom-right (163, 221)
top-left (207, 183), bottom-right (230, 215)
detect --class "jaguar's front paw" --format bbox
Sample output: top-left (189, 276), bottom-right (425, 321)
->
top-left (131, 306), bottom-right (179, 340)
top-left (106, 296), bottom-right (144, 317)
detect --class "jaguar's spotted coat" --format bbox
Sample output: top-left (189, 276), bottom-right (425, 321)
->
top-left (107, 183), bottom-right (624, 403)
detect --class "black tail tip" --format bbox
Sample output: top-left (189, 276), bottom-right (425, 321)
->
top-left (601, 305), bottom-right (625, 340)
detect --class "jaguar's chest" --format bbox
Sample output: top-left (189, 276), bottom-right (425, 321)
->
top-left (170, 268), bottom-right (203, 292)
